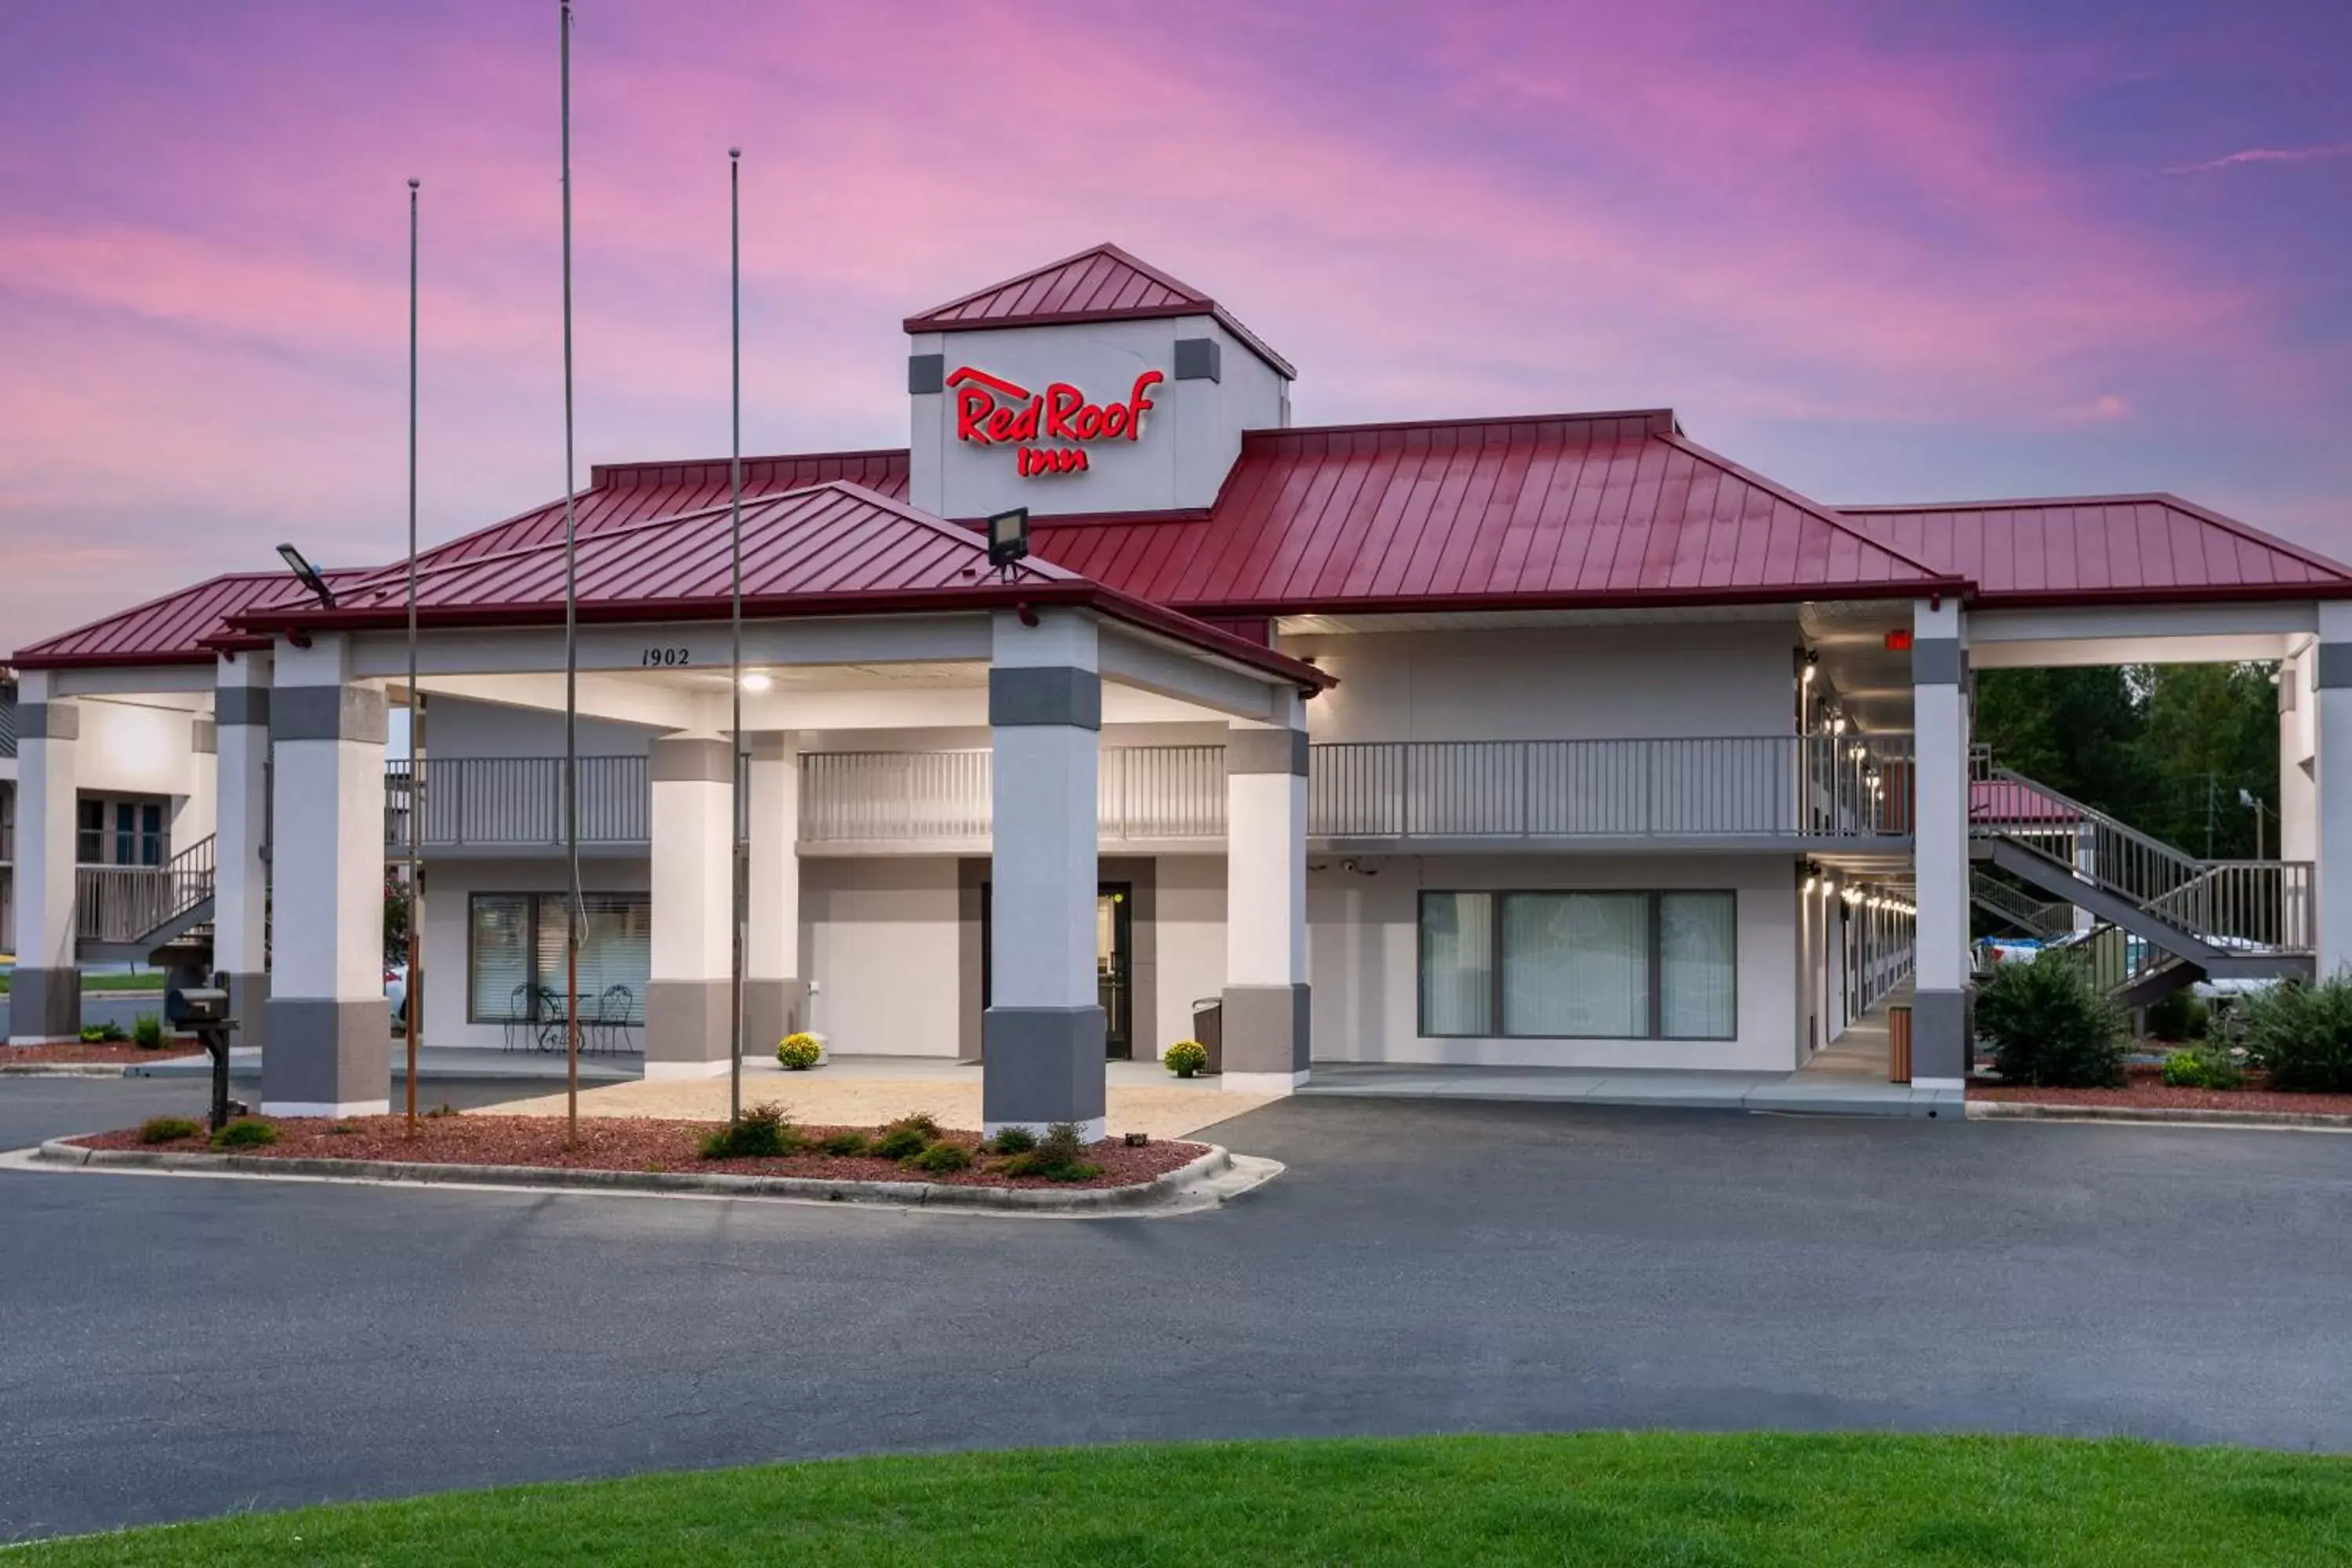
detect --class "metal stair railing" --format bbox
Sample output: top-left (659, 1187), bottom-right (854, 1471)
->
top-left (1969, 870), bottom-right (2071, 939)
top-left (74, 833), bottom-right (217, 946)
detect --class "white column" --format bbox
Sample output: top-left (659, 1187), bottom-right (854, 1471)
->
top-left (2314, 607), bottom-right (2352, 978)
top-left (1911, 597), bottom-right (1970, 1087)
top-left (982, 608), bottom-right (1105, 1141)
top-left (261, 636), bottom-right (390, 1115)
top-left (8, 672), bottom-right (81, 1044)
top-left (214, 653), bottom-right (273, 1051)
top-left (2073, 828), bottom-right (2097, 934)
top-left (1224, 690), bottom-right (1310, 1094)
top-left (645, 734), bottom-right (734, 1079)
top-left (744, 731), bottom-right (805, 1054)
top-left (2281, 639), bottom-right (2318, 862)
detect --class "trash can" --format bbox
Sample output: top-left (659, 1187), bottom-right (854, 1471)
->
top-left (1191, 996), bottom-right (1224, 1076)
top-left (1887, 1004), bottom-right (1912, 1084)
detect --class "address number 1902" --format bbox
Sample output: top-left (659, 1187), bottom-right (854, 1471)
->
top-left (640, 647), bottom-right (692, 667)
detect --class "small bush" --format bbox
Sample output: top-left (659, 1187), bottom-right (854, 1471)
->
top-left (210, 1118), bottom-right (278, 1150)
top-left (79, 1022), bottom-right (129, 1044)
top-left (775, 1033), bottom-right (823, 1071)
top-left (2161, 1047), bottom-right (2245, 1091)
top-left (324, 1120), bottom-right (361, 1136)
top-left (2143, 990), bottom-right (2209, 1043)
top-left (989, 1126), bottom-right (1038, 1155)
top-left (818, 1130), bottom-right (870, 1156)
top-left (1975, 955), bottom-right (2127, 1087)
top-left (880, 1112), bottom-right (942, 1141)
top-left (698, 1102), bottom-right (801, 1160)
top-left (131, 1014), bottom-right (168, 1050)
top-left (871, 1125), bottom-right (931, 1162)
top-left (2238, 976), bottom-right (2352, 1093)
top-left (1163, 1039), bottom-right (1210, 1079)
top-left (426, 1102), bottom-right (460, 1119)
top-left (137, 1116), bottom-right (201, 1145)
top-left (909, 1142), bottom-right (973, 1174)
top-left (1000, 1121), bottom-right (1101, 1181)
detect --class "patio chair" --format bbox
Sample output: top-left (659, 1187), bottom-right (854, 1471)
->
top-left (590, 984), bottom-right (637, 1054)
top-left (533, 985), bottom-right (568, 1052)
top-left (502, 982), bottom-right (538, 1052)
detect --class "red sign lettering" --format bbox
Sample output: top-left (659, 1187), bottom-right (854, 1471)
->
top-left (944, 365), bottom-right (1163, 478)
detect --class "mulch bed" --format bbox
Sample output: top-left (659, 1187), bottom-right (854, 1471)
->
top-left (71, 1115), bottom-right (1207, 1190)
top-left (5, 1042), bottom-right (204, 1065)
top-left (1969, 1062), bottom-right (2352, 1116)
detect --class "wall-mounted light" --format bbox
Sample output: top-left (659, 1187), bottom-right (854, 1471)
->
top-left (986, 506), bottom-right (1030, 570)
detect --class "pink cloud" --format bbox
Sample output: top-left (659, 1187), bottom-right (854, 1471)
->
top-left (2165, 143), bottom-right (2352, 176)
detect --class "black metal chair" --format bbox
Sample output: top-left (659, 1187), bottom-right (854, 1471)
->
top-left (532, 985), bottom-right (568, 1052)
top-left (502, 983), bottom-right (538, 1052)
top-left (590, 984), bottom-right (637, 1054)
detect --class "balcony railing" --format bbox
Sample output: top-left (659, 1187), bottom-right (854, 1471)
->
top-left (74, 835), bottom-right (216, 946)
top-left (392, 735), bottom-right (1913, 851)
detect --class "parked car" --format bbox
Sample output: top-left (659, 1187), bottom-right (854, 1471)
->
top-left (385, 963), bottom-right (408, 1027)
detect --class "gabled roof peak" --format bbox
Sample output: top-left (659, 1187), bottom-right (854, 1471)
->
top-left (904, 242), bottom-right (1296, 379)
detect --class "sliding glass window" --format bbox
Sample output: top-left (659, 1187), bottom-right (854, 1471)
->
top-left (1420, 890), bottom-right (1737, 1040)
top-left (468, 892), bottom-right (652, 1024)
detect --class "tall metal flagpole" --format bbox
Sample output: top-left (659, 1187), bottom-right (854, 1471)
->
top-left (405, 176), bottom-right (423, 1136)
top-left (727, 147), bottom-right (745, 1125)
top-left (560, 0), bottom-right (583, 1142)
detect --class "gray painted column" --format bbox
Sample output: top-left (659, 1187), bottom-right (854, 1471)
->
top-left (1910, 599), bottom-right (1971, 1087)
top-left (1223, 699), bottom-right (1311, 1093)
top-left (743, 732), bottom-right (807, 1055)
top-left (261, 637), bottom-right (390, 1114)
top-left (982, 608), bottom-right (1106, 1141)
top-left (2314, 605), bottom-right (2352, 976)
top-left (8, 673), bottom-right (81, 1044)
top-left (214, 655), bottom-right (272, 1054)
top-left (645, 735), bottom-right (733, 1078)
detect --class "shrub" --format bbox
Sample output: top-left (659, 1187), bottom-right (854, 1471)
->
top-left (210, 1118), bottom-right (278, 1150)
top-left (2161, 1047), bottom-right (2245, 1091)
top-left (698, 1102), bottom-right (801, 1160)
top-left (1163, 1039), bottom-right (1210, 1079)
top-left (324, 1120), bottom-right (361, 1136)
top-left (137, 1116), bottom-right (201, 1145)
top-left (881, 1112), bottom-right (942, 1141)
top-left (871, 1125), bottom-right (931, 1162)
top-left (1974, 954), bottom-right (2127, 1088)
top-left (131, 1014), bottom-right (168, 1050)
top-left (79, 1022), bottom-right (129, 1044)
top-left (2238, 976), bottom-right (2352, 1093)
top-left (989, 1126), bottom-right (1038, 1155)
top-left (775, 1033), bottom-right (823, 1071)
top-left (426, 1102), bottom-right (461, 1119)
top-left (1000, 1121), bottom-right (1102, 1181)
top-left (818, 1130), bottom-right (870, 1156)
top-left (2143, 991), bottom-right (2209, 1044)
top-left (909, 1142), bottom-right (973, 1174)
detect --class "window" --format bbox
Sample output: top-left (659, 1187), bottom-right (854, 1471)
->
top-left (468, 892), bottom-right (652, 1025)
top-left (1420, 890), bottom-right (1737, 1040)
top-left (77, 799), bottom-right (104, 864)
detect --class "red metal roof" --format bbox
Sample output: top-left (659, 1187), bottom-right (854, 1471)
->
top-left (13, 568), bottom-right (373, 670)
top-left (1840, 495), bottom-right (2352, 605)
top-left (229, 482), bottom-right (1333, 691)
top-left (1971, 780), bottom-right (2082, 824)
top-left (904, 243), bottom-right (1297, 379)
top-left (1029, 412), bottom-right (1959, 614)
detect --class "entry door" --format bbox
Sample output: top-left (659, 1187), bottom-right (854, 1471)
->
top-left (978, 882), bottom-right (1133, 1060)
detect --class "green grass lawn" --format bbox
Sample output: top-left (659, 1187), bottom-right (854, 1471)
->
top-left (0, 971), bottom-right (162, 996)
top-left (16, 1432), bottom-right (2352, 1566)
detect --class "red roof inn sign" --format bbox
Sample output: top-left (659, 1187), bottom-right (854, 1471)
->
top-left (947, 365), bottom-right (1163, 477)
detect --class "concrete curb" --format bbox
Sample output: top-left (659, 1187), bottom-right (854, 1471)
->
top-left (31, 1137), bottom-right (1245, 1212)
top-left (3, 1063), bottom-right (145, 1078)
top-left (1966, 1100), bottom-right (2352, 1131)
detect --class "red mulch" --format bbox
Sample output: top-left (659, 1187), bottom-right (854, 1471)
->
top-left (5, 1042), bottom-right (204, 1065)
top-left (1969, 1062), bottom-right (2352, 1116)
top-left (71, 1115), bottom-right (1206, 1189)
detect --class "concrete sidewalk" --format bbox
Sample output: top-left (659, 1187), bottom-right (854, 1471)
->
top-left (1298, 1062), bottom-right (1958, 1118)
top-left (129, 1046), bottom-right (642, 1084)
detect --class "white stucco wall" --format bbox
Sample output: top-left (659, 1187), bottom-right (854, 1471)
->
top-left (800, 855), bottom-right (963, 1055)
top-left (73, 698), bottom-right (201, 798)
top-left (1305, 853), bottom-right (1802, 1072)
top-left (1153, 854), bottom-right (1228, 1058)
top-left (1287, 622), bottom-right (1803, 743)
top-left (420, 695), bottom-right (660, 758)
top-left (419, 856), bottom-right (656, 1050)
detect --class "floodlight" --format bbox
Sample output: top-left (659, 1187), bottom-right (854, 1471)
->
top-left (986, 507), bottom-right (1030, 569)
top-left (276, 543), bottom-right (338, 608)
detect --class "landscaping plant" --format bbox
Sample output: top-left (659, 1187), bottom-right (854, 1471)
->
top-left (989, 1126), bottom-right (1038, 1155)
top-left (78, 1022), bottom-right (129, 1044)
top-left (2143, 989), bottom-right (2208, 1043)
top-left (909, 1142), bottom-right (973, 1174)
top-left (131, 1013), bottom-right (167, 1050)
top-left (136, 1116), bottom-right (201, 1145)
top-left (1973, 953), bottom-right (2127, 1087)
top-left (209, 1118), bottom-right (279, 1150)
top-left (1163, 1039), bottom-right (1209, 1079)
top-left (2237, 975), bottom-right (2352, 1093)
top-left (818, 1130), bottom-right (870, 1156)
top-left (871, 1123), bottom-right (932, 1161)
top-left (1000, 1120), bottom-right (1102, 1182)
top-left (2160, 1045), bottom-right (2245, 1091)
top-left (697, 1102), bottom-right (802, 1160)
top-left (775, 1033), bottom-right (823, 1070)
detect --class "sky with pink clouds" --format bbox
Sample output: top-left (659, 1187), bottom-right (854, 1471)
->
top-left (3, 0), bottom-right (2349, 649)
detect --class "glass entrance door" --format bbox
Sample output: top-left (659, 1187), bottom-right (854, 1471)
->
top-left (979, 881), bottom-right (1133, 1061)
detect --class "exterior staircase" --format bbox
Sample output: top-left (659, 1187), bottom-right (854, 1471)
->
top-left (1969, 763), bottom-right (2313, 1002)
top-left (75, 833), bottom-right (216, 967)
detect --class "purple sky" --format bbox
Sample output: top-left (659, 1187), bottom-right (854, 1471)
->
top-left (4, 0), bottom-right (2348, 648)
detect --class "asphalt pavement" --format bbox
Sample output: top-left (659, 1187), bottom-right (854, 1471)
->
top-left (4, 1080), bottom-right (2352, 1542)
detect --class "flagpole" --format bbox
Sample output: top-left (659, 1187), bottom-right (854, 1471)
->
top-left (728, 146), bottom-right (745, 1126)
top-left (559, 0), bottom-right (582, 1142)
top-left (405, 176), bottom-right (422, 1136)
